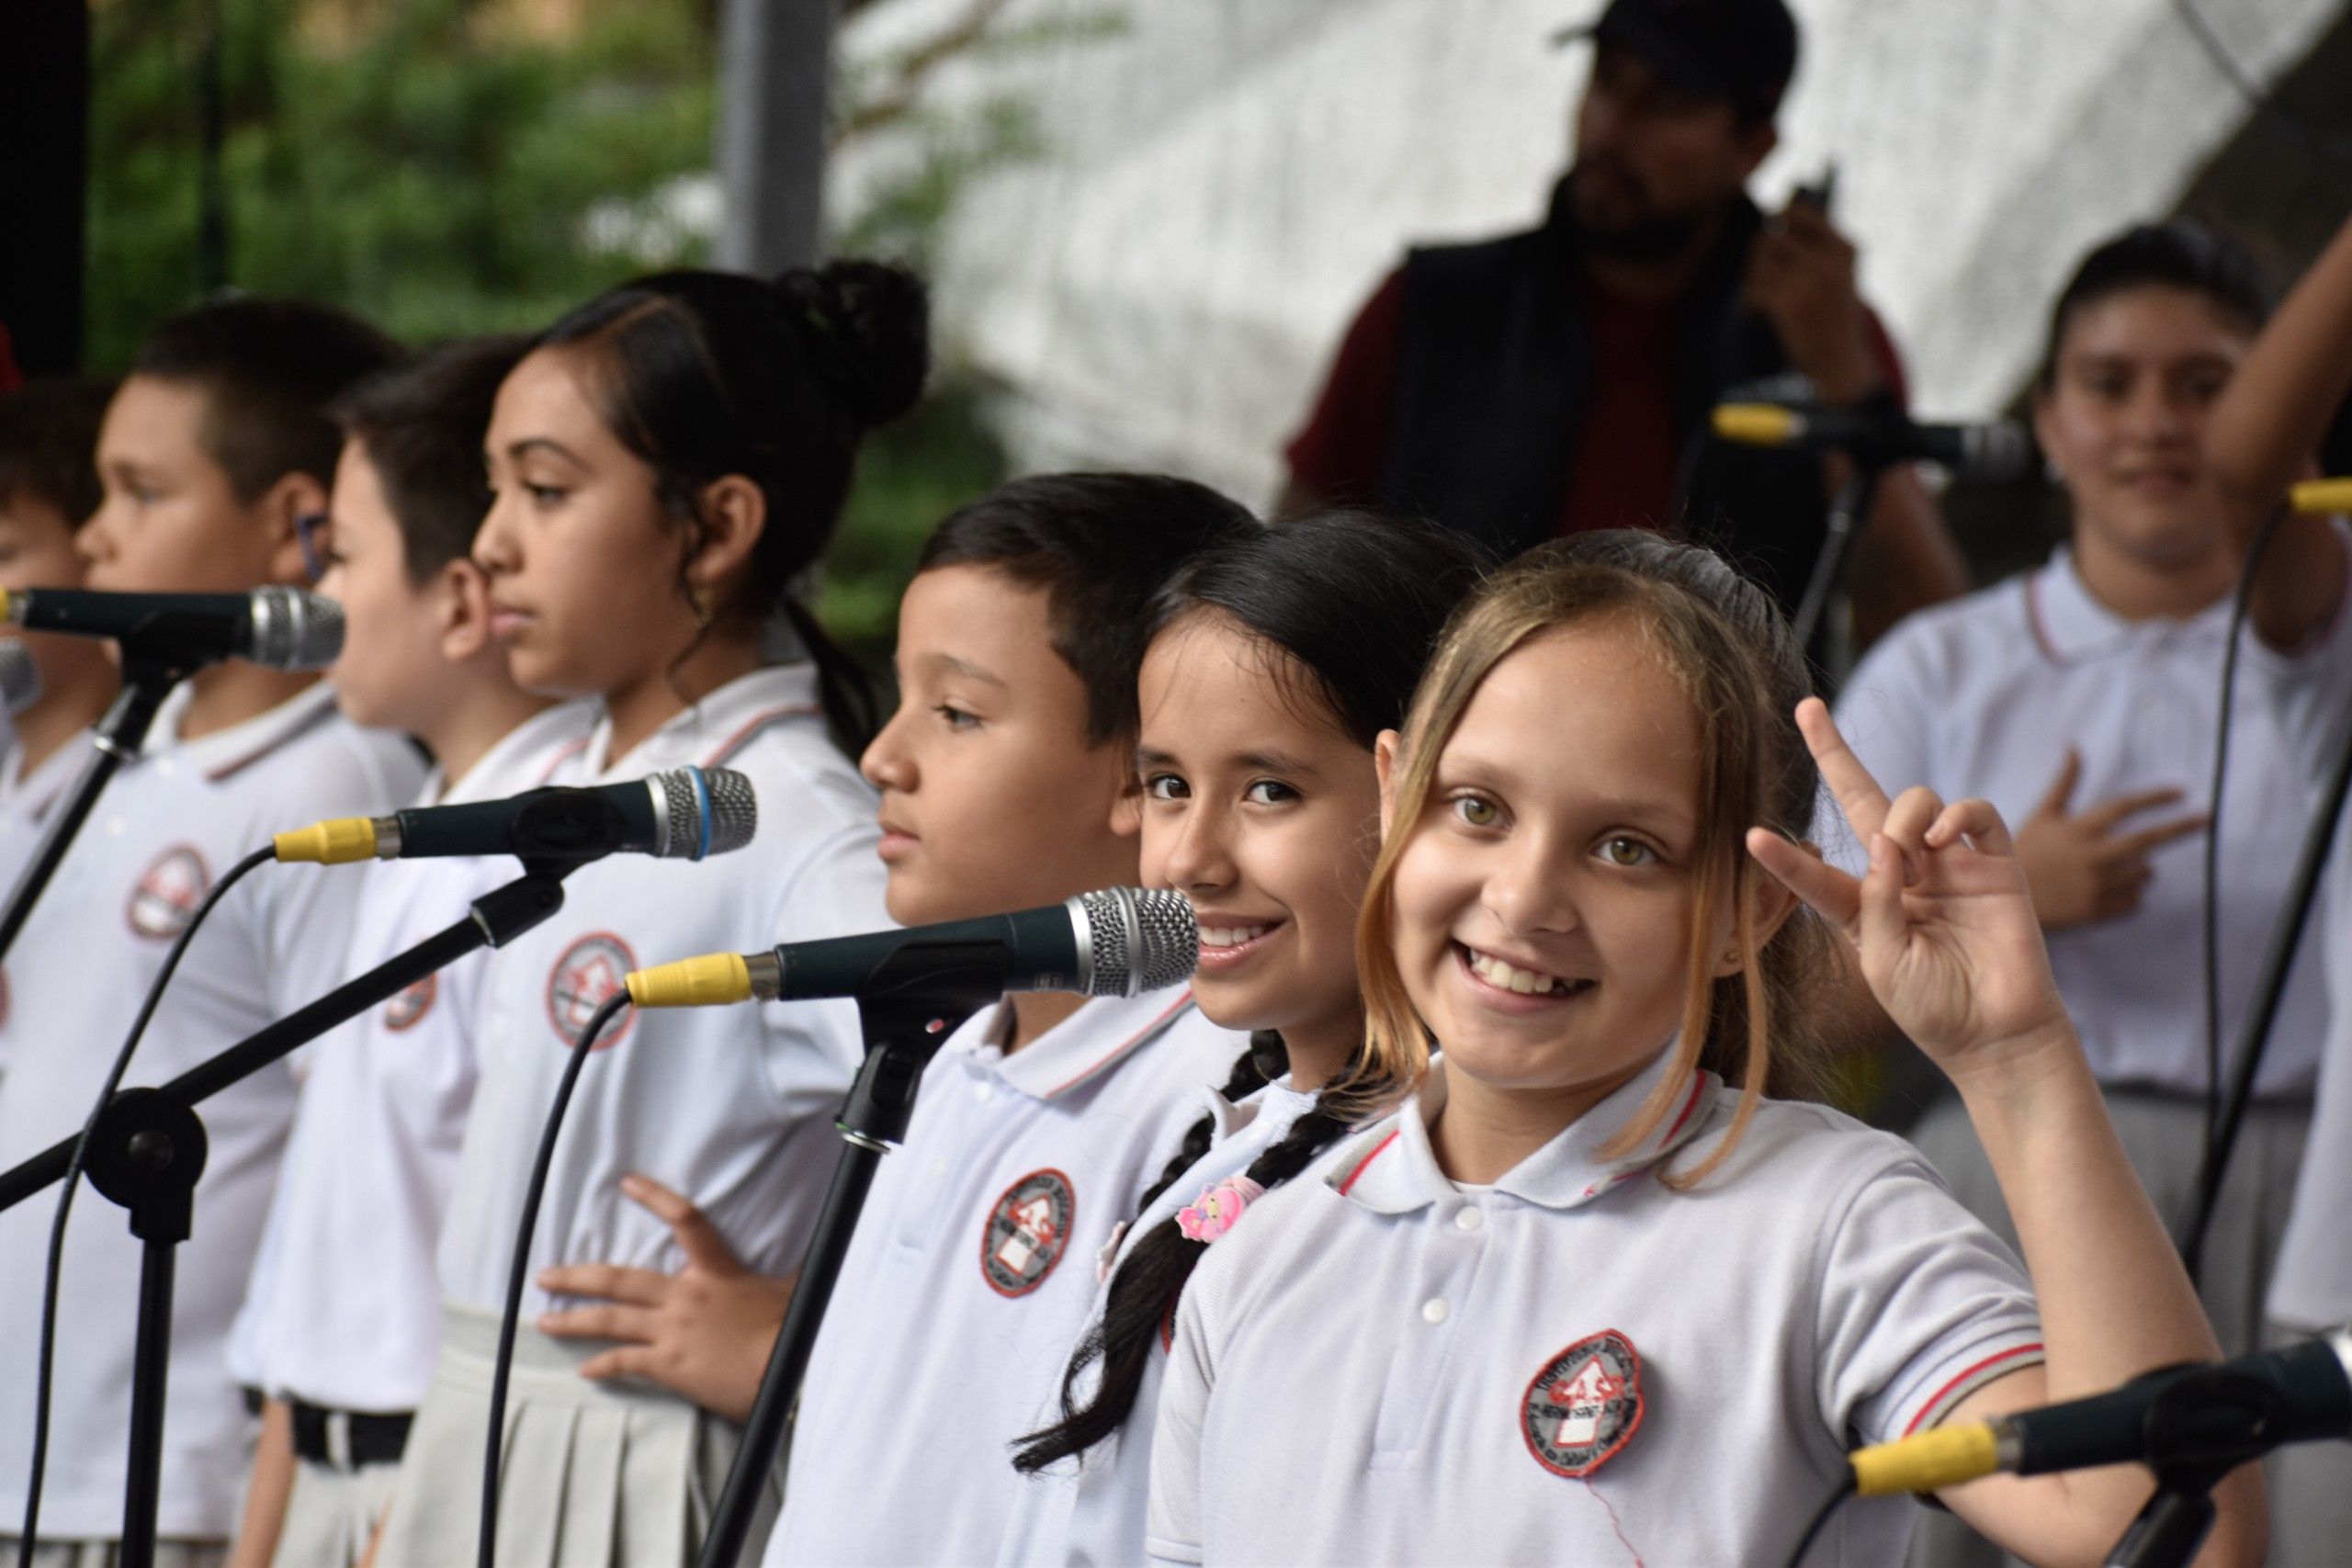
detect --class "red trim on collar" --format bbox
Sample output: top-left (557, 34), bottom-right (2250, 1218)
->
top-left (2022, 575), bottom-right (2063, 666)
top-left (203, 700), bottom-right (337, 783)
top-left (1039, 991), bottom-right (1194, 1098)
top-left (1902, 1342), bottom-right (2044, 1436)
top-left (703, 704), bottom-right (820, 770)
top-left (536, 735), bottom-right (592, 785)
top-left (1661, 1073), bottom-right (1707, 1144)
top-left (1336, 1129), bottom-right (1401, 1196)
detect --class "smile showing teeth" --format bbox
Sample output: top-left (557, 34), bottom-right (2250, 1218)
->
top-left (1466, 947), bottom-right (1575, 997)
top-left (1198, 924), bottom-right (1272, 949)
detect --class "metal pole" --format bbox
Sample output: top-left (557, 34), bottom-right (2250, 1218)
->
top-left (715, 0), bottom-right (838, 276)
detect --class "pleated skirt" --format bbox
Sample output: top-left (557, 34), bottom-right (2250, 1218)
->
top-left (372, 1303), bottom-right (781, 1568)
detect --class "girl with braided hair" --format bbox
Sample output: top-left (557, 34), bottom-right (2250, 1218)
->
top-left (1001, 511), bottom-right (1487, 1564)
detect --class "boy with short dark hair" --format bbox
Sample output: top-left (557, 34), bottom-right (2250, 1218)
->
top-left (225, 334), bottom-right (596, 1568)
top-left (0, 299), bottom-right (425, 1562)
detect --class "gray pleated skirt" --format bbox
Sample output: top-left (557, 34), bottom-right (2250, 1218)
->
top-left (372, 1302), bottom-right (780, 1568)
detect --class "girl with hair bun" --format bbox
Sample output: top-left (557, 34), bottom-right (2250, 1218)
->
top-left (1145, 531), bottom-right (2260, 1567)
top-left (370, 262), bottom-right (925, 1568)
top-left (1001, 511), bottom-right (1487, 1564)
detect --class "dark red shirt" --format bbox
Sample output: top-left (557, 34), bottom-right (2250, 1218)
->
top-left (1284, 265), bottom-right (1908, 536)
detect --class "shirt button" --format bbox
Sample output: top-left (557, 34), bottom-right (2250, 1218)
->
top-left (1454, 1207), bottom-right (1484, 1232)
top-left (1421, 1297), bottom-right (1450, 1325)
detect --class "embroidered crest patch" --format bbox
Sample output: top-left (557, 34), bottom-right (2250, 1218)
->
top-left (384, 974), bottom-right (436, 1032)
top-left (1521, 1329), bottom-right (1645, 1478)
top-left (980, 1168), bottom-right (1075, 1297)
top-left (545, 932), bottom-right (637, 1050)
top-left (127, 844), bottom-right (210, 941)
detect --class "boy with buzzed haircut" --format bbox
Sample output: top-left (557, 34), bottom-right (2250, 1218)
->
top-left (225, 335), bottom-right (596, 1568)
top-left (0, 299), bottom-right (425, 1565)
top-left (526, 475), bottom-right (1259, 1565)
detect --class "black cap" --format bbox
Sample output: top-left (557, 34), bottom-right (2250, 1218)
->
top-left (1556, 0), bottom-right (1799, 120)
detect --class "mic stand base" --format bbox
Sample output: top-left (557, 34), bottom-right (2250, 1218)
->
top-left (696, 944), bottom-right (1012, 1568)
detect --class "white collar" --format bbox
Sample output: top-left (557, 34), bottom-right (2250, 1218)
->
top-left (435, 699), bottom-right (601, 807)
top-left (145, 680), bottom-right (342, 783)
top-left (1326, 1045), bottom-right (1720, 1215)
top-left (2023, 547), bottom-right (2232, 665)
top-left (578, 663), bottom-right (823, 780)
top-left (952, 988), bottom-right (1204, 1103)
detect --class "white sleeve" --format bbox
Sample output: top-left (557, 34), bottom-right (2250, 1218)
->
top-left (1827, 629), bottom-right (1941, 878)
top-left (2248, 516), bottom-right (2352, 794)
top-left (1815, 1149), bottom-right (2046, 1444)
top-left (1144, 1270), bottom-right (1216, 1567)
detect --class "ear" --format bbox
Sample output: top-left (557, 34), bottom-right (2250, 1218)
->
top-left (256, 471), bottom-right (330, 587)
top-left (685, 475), bottom-right (768, 599)
top-left (435, 558), bottom-right (502, 665)
top-left (1374, 728), bottom-right (1401, 839)
top-left (1712, 840), bottom-right (1814, 978)
top-left (1107, 750), bottom-right (1145, 840)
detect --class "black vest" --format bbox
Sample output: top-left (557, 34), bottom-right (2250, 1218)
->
top-left (1377, 179), bottom-right (1832, 619)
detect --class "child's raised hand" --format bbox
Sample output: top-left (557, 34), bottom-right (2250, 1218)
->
top-left (1747, 700), bottom-right (2075, 1079)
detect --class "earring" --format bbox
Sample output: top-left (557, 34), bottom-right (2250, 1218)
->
top-left (688, 587), bottom-right (714, 630)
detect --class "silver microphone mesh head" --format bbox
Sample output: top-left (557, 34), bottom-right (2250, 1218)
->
top-left (247, 587), bottom-right (345, 671)
top-left (0, 640), bottom-right (40, 716)
top-left (1962, 421), bottom-right (2033, 485)
top-left (1071, 886), bottom-right (1198, 997)
top-left (649, 766), bottom-right (758, 859)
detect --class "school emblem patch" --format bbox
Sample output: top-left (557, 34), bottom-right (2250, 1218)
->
top-left (1521, 1329), bottom-right (1645, 1478)
top-left (980, 1168), bottom-right (1076, 1297)
top-left (127, 845), bottom-right (210, 941)
top-left (383, 975), bottom-right (436, 1032)
top-left (545, 932), bottom-right (637, 1050)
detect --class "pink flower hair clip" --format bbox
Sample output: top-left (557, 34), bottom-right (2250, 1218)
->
top-left (1175, 1175), bottom-right (1266, 1244)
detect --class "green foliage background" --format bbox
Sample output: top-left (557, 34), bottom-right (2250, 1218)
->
top-left (83, 0), bottom-right (1026, 654)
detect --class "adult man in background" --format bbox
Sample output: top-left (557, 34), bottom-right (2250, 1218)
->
top-left (1282, 0), bottom-right (1966, 649)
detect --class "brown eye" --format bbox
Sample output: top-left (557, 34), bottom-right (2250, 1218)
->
top-left (1600, 837), bottom-right (1654, 867)
top-left (1453, 795), bottom-right (1498, 829)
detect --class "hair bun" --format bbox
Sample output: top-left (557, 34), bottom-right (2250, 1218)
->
top-left (776, 260), bottom-right (930, 432)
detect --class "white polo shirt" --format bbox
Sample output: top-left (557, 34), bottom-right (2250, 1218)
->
top-left (0, 727), bottom-right (92, 1076)
top-left (999, 1074), bottom-right (1319, 1568)
top-left (2250, 518), bottom-right (2352, 1328)
top-left (0, 681), bottom-right (425, 1539)
top-left (767, 990), bottom-right (1247, 1568)
top-left (1146, 1049), bottom-right (2047, 1568)
top-left (232, 699), bottom-right (598, 1415)
top-left (1834, 548), bottom-right (2328, 1096)
top-left (435, 663), bottom-right (890, 1315)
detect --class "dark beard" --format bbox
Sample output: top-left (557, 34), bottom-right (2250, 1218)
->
top-left (1566, 160), bottom-right (1713, 263)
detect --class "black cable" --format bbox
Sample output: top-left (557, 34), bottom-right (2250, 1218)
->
top-left (2189, 502), bottom-right (2288, 1276)
top-left (479, 989), bottom-right (633, 1568)
top-left (15, 843), bottom-right (276, 1564)
top-left (1782, 1471), bottom-right (1859, 1568)
top-left (2168, 0), bottom-right (2352, 164)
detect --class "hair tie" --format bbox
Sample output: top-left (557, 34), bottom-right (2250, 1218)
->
top-left (1175, 1175), bottom-right (1265, 1244)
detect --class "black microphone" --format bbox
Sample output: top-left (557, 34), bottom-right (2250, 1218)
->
top-left (626, 886), bottom-right (1200, 1007)
top-left (0, 586), bottom-right (345, 671)
top-left (1713, 398), bottom-right (2033, 482)
top-left (0, 640), bottom-right (39, 716)
top-left (273, 766), bottom-right (758, 865)
top-left (1848, 1327), bottom-right (2352, 1495)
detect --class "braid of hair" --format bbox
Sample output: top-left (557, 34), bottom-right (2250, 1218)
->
top-left (1130, 1032), bottom-right (1283, 1216)
top-left (1010, 1050), bottom-right (1363, 1473)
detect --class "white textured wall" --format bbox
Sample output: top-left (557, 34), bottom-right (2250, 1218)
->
top-left (833, 0), bottom-right (2345, 506)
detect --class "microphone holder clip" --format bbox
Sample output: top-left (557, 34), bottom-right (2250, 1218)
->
top-left (698, 943), bottom-right (1013, 1568)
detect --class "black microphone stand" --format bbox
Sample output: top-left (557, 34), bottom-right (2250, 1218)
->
top-left (696, 942), bottom-right (1015, 1568)
top-left (0, 866), bottom-right (571, 1568)
top-left (1791, 462), bottom-right (1887, 673)
top-left (0, 656), bottom-right (182, 964)
top-left (2179, 688), bottom-right (2352, 1277)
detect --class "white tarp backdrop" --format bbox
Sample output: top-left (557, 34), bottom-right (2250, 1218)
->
top-left (830, 0), bottom-right (2345, 507)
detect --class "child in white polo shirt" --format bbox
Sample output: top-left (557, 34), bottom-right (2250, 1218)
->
top-left (2191, 204), bottom-right (2352, 1568)
top-left (1001, 512), bottom-right (1487, 1566)
top-left (0, 300), bottom-right (424, 1563)
top-left (1147, 532), bottom-right (2260, 1567)
top-left (1833, 226), bottom-right (2325, 1390)
top-left (0, 380), bottom-right (121, 1062)
top-left (368, 263), bottom-right (922, 1568)
top-left (222, 336), bottom-right (595, 1568)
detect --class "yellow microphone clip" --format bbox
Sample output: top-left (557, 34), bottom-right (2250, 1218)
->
top-left (1713, 403), bottom-right (1802, 448)
top-left (628, 952), bottom-right (756, 1010)
top-left (274, 817), bottom-right (380, 865)
top-left (2289, 477), bottom-right (2352, 515)
top-left (1849, 1422), bottom-right (2003, 1496)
